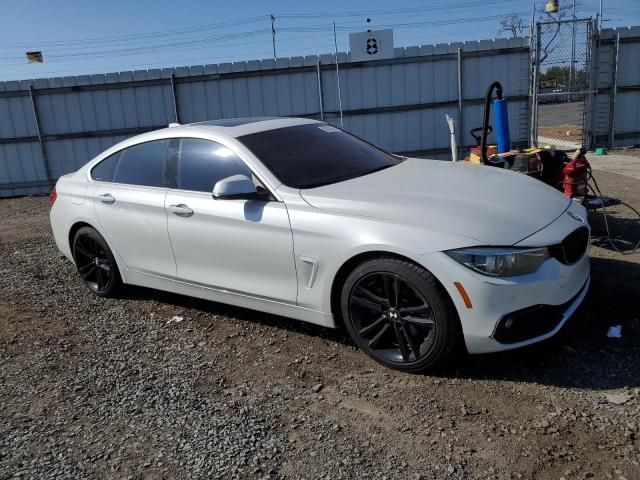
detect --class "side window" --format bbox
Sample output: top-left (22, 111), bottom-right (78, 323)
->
top-left (112, 140), bottom-right (169, 188)
top-left (91, 152), bottom-right (120, 182)
top-left (177, 138), bottom-right (253, 193)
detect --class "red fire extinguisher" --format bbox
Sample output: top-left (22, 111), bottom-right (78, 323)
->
top-left (563, 148), bottom-right (590, 199)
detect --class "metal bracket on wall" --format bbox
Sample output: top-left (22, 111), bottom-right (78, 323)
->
top-left (457, 48), bottom-right (464, 161)
top-left (607, 33), bottom-right (620, 149)
top-left (316, 60), bottom-right (325, 121)
top-left (170, 73), bottom-right (180, 124)
top-left (28, 85), bottom-right (53, 188)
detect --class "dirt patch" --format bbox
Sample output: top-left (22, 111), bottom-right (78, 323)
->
top-left (539, 125), bottom-right (583, 142)
top-left (1, 171), bottom-right (639, 479)
top-left (612, 147), bottom-right (640, 156)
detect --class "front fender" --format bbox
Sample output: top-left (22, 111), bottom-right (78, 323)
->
top-left (287, 203), bottom-right (483, 319)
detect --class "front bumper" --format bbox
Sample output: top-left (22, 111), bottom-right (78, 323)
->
top-left (492, 277), bottom-right (589, 344)
top-left (419, 245), bottom-right (590, 354)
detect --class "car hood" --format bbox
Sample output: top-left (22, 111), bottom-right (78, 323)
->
top-left (299, 158), bottom-right (570, 245)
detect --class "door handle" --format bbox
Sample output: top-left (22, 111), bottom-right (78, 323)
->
top-left (169, 204), bottom-right (194, 217)
top-left (97, 193), bottom-right (115, 204)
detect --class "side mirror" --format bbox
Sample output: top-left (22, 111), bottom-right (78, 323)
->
top-left (212, 174), bottom-right (258, 199)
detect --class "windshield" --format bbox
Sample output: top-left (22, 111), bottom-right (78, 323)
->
top-left (237, 123), bottom-right (400, 189)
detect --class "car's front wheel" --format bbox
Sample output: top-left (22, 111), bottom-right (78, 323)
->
top-left (72, 226), bottom-right (122, 297)
top-left (341, 256), bottom-right (462, 372)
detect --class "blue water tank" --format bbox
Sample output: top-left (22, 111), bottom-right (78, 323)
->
top-left (493, 97), bottom-right (511, 153)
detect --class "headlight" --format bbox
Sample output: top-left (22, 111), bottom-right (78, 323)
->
top-left (445, 247), bottom-right (549, 276)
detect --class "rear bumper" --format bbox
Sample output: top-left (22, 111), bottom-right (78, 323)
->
top-left (50, 204), bottom-right (74, 262)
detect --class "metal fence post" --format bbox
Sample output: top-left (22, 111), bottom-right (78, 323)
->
top-left (582, 19), bottom-right (593, 149)
top-left (28, 85), bottom-right (53, 189)
top-left (608, 33), bottom-right (620, 149)
top-left (588, 17), bottom-right (600, 150)
top-left (333, 23), bottom-right (344, 128)
top-left (457, 48), bottom-right (464, 160)
top-left (316, 60), bottom-right (325, 121)
top-left (530, 23), bottom-right (542, 147)
top-left (170, 73), bottom-right (180, 123)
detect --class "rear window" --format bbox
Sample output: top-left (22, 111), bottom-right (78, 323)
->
top-left (112, 140), bottom-right (169, 188)
top-left (237, 123), bottom-right (399, 189)
top-left (91, 152), bottom-right (120, 182)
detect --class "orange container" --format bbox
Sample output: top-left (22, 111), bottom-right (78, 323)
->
top-left (470, 145), bottom-right (497, 158)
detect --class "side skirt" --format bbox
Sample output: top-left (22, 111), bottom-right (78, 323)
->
top-left (122, 268), bottom-right (335, 328)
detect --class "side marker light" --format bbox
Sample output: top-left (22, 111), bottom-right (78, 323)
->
top-left (454, 281), bottom-right (473, 309)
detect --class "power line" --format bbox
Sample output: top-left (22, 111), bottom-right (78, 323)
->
top-left (0, 10), bottom-right (531, 63)
top-left (0, 29), bottom-right (271, 62)
top-left (0, 22), bottom-right (508, 71)
top-left (0, 24), bottom-right (516, 81)
top-left (0, 32), bottom-right (337, 67)
top-left (0, 16), bottom-right (268, 49)
top-left (0, 0), bottom-right (530, 50)
top-left (0, 0), bottom-right (559, 80)
top-left (278, 12), bottom-right (532, 33)
top-left (277, 0), bottom-right (529, 18)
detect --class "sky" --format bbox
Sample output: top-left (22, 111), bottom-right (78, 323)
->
top-left (1, 0), bottom-right (639, 81)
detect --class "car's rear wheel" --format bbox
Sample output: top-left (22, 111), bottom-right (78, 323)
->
top-left (340, 256), bottom-right (461, 372)
top-left (72, 226), bottom-right (121, 297)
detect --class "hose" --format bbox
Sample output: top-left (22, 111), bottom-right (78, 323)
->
top-left (480, 82), bottom-right (503, 164)
top-left (587, 169), bottom-right (640, 255)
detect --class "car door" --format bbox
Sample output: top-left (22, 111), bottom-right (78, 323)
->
top-left (92, 139), bottom-right (177, 277)
top-left (165, 137), bottom-right (297, 303)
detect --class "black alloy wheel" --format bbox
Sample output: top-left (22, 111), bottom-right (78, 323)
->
top-left (350, 272), bottom-right (435, 363)
top-left (73, 226), bottom-right (121, 297)
top-left (341, 257), bottom-right (461, 372)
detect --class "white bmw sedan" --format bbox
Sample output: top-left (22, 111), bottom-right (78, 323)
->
top-left (50, 117), bottom-right (590, 372)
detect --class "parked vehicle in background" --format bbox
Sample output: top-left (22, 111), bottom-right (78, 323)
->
top-left (539, 84), bottom-right (569, 104)
top-left (49, 117), bottom-right (590, 372)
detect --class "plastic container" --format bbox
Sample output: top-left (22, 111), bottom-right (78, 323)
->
top-left (493, 98), bottom-right (511, 154)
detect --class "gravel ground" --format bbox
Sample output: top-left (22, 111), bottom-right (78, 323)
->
top-left (1, 170), bottom-right (639, 479)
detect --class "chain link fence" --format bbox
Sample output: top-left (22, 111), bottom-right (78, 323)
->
top-left (533, 18), bottom-right (593, 151)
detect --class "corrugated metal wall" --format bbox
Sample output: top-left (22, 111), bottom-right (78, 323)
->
top-left (591, 26), bottom-right (640, 148)
top-left (0, 37), bottom-right (531, 198)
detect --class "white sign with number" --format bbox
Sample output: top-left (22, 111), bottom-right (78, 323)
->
top-left (349, 29), bottom-right (394, 62)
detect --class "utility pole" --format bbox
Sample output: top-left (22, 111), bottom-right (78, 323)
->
top-left (529, 0), bottom-right (536, 39)
top-left (270, 14), bottom-right (276, 60)
top-left (599, 0), bottom-right (603, 29)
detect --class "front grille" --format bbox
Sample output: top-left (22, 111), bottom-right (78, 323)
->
top-left (549, 227), bottom-right (589, 265)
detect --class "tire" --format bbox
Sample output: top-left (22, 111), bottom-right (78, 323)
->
top-left (340, 256), bottom-right (462, 373)
top-left (72, 226), bottom-right (122, 297)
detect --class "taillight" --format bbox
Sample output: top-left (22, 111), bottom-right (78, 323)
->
top-left (49, 187), bottom-right (57, 207)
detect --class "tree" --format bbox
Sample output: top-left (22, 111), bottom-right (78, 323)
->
top-left (540, 66), bottom-right (571, 85)
top-left (540, 65), bottom-right (589, 91)
top-left (537, 1), bottom-right (580, 64)
top-left (497, 2), bottom-right (581, 63)
top-left (499, 13), bottom-right (525, 38)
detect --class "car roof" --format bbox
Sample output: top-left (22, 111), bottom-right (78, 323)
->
top-left (175, 116), bottom-right (322, 137)
top-left (83, 116), bottom-right (324, 174)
